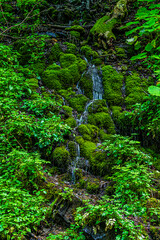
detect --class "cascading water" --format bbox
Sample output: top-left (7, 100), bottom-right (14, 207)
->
top-left (76, 59), bottom-right (104, 126)
top-left (71, 143), bottom-right (80, 184)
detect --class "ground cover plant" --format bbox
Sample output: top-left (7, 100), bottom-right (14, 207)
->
top-left (0, 0), bottom-right (160, 239)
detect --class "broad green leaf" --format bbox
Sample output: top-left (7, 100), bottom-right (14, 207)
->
top-left (131, 52), bottom-right (147, 60)
top-left (145, 43), bottom-right (153, 52)
top-left (148, 85), bottom-right (160, 96)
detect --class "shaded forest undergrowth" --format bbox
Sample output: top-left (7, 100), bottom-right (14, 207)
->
top-left (0, 0), bottom-right (160, 239)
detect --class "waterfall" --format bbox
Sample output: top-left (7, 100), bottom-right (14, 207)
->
top-left (92, 65), bottom-right (103, 100)
top-left (71, 143), bottom-right (80, 184)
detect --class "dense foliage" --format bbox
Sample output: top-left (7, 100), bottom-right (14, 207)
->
top-left (0, 0), bottom-right (160, 239)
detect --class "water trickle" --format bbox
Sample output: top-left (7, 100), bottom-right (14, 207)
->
top-left (77, 100), bottom-right (94, 126)
top-left (71, 143), bottom-right (80, 184)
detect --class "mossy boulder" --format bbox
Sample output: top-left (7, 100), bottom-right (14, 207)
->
top-left (29, 61), bottom-right (46, 76)
top-left (79, 72), bottom-right (93, 99)
top-left (125, 72), bottom-right (148, 108)
top-left (81, 45), bottom-right (99, 60)
top-left (42, 64), bottom-right (80, 90)
top-left (80, 140), bottom-right (97, 160)
top-left (68, 94), bottom-right (88, 113)
top-left (88, 100), bottom-right (108, 114)
top-left (78, 124), bottom-right (99, 142)
top-left (88, 112), bottom-right (116, 134)
top-left (60, 89), bottom-right (88, 113)
top-left (43, 53), bottom-right (84, 90)
top-left (90, 148), bottom-right (116, 177)
top-left (62, 106), bottom-right (73, 117)
top-left (60, 53), bottom-right (77, 68)
top-left (64, 42), bottom-right (78, 54)
top-left (102, 65), bottom-right (124, 106)
top-left (65, 117), bottom-right (76, 128)
top-left (77, 58), bottom-right (87, 73)
top-left (52, 146), bottom-right (70, 172)
top-left (42, 69), bottom-right (62, 90)
top-left (86, 181), bottom-right (100, 194)
top-left (68, 141), bottom-right (77, 159)
top-left (49, 43), bottom-right (62, 63)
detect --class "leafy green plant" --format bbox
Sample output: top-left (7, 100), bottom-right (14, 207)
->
top-left (125, 0), bottom-right (160, 80)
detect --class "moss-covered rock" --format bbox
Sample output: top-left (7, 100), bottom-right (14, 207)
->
top-left (68, 94), bottom-right (88, 113)
top-left (77, 58), bottom-right (87, 73)
top-left (64, 42), bottom-right (78, 54)
top-left (29, 61), bottom-right (46, 76)
top-left (88, 112), bottom-right (116, 134)
top-left (49, 43), bottom-right (62, 63)
top-left (68, 141), bottom-right (77, 159)
top-left (62, 105), bottom-right (73, 117)
top-left (78, 124), bottom-right (99, 142)
top-left (52, 146), bottom-right (70, 172)
top-left (86, 181), bottom-right (100, 194)
top-left (88, 100), bottom-right (108, 114)
top-left (80, 140), bottom-right (97, 160)
top-left (81, 45), bottom-right (99, 60)
top-left (65, 25), bottom-right (85, 34)
top-left (125, 72), bottom-right (148, 108)
top-left (92, 58), bottom-right (103, 66)
top-left (42, 69), bottom-right (62, 90)
top-left (65, 117), bottom-right (76, 128)
top-left (79, 72), bottom-right (93, 99)
top-left (70, 31), bottom-right (81, 39)
top-left (102, 65), bottom-right (124, 106)
top-left (60, 53), bottom-right (77, 68)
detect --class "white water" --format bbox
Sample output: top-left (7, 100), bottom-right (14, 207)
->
top-left (71, 143), bottom-right (80, 184)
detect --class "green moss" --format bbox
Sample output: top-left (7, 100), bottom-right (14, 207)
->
top-left (52, 146), bottom-right (70, 172)
top-left (77, 58), bottom-right (87, 73)
top-left (80, 140), bottom-right (96, 160)
top-left (47, 64), bottom-right (61, 71)
top-left (99, 129), bottom-right (111, 142)
top-left (86, 181), bottom-right (100, 194)
top-left (90, 15), bottom-right (110, 35)
top-left (79, 73), bottom-right (93, 99)
top-left (29, 61), bottom-right (46, 76)
top-left (42, 69), bottom-right (62, 90)
top-left (75, 136), bottom-right (84, 145)
top-left (88, 100), bottom-right (108, 114)
top-left (78, 124), bottom-right (99, 142)
top-left (65, 25), bottom-right (85, 33)
top-left (88, 112), bottom-right (116, 134)
top-left (49, 43), bottom-right (62, 63)
top-left (60, 53), bottom-right (77, 68)
top-left (68, 141), bottom-right (77, 159)
top-left (68, 94), bottom-right (88, 113)
top-left (62, 106), bottom-right (73, 117)
top-left (65, 117), bottom-right (76, 128)
top-left (42, 64), bottom-right (80, 90)
top-left (64, 42), bottom-right (77, 54)
top-left (102, 65), bottom-right (124, 106)
top-left (125, 72), bottom-right (148, 109)
top-left (81, 45), bottom-right (99, 60)
top-left (90, 16), bottom-right (117, 43)
top-left (92, 58), bottom-right (103, 66)
top-left (70, 31), bottom-right (81, 38)
top-left (90, 148), bottom-right (115, 177)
